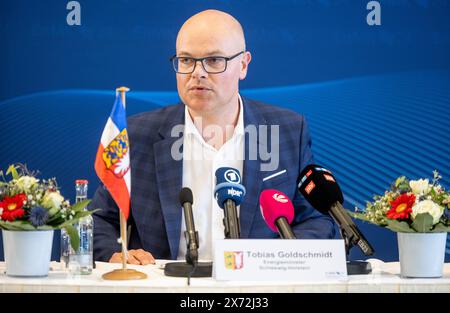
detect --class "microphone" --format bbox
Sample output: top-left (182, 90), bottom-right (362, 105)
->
top-left (164, 188), bottom-right (212, 279)
top-left (259, 189), bottom-right (297, 239)
top-left (297, 164), bottom-right (375, 274)
top-left (179, 187), bottom-right (198, 265)
top-left (214, 167), bottom-right (246, 239)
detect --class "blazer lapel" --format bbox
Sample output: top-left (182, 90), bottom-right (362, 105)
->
top-left (240, 98), bottom-right (266, 238)
top-left (153, 104), bottom-right (184, 259)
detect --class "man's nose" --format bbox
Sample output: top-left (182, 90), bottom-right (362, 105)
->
top-left (191, 60), bottom-right (208, 78)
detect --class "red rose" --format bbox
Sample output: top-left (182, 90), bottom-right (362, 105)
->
top-left (0, 193), bottom-right (27, 221)
top-left (386, 193), bottom-right (416, 220)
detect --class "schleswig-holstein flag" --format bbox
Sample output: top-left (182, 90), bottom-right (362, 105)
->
top-left (95, 93), bottom-right (131, 219)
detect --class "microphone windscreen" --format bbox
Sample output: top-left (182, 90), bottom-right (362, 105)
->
top-left (259, 189), bottom-right (294, 233)
top-left (214, 167), bottom-right (246, 209)
top-left (179, 187), bottom-right (193, 206)
top-left (215, 167), bottom-right (242, 185)
top-left (297, 164), bottom-right (343, 215)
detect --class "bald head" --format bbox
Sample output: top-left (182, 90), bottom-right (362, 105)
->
top-left (174, 10), bottom-right (251, 121)
top-left (176, 10), bottom-right (246, 55)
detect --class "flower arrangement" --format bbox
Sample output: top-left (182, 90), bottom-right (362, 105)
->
top-left (0, 164), bottom-right (96, 250)
top-left (350, 171), bottom-right (450, 233)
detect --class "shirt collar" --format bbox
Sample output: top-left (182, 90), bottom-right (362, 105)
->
top-left (234, 94), bottom-right (245, 136)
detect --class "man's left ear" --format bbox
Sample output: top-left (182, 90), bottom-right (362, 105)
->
top-left (239, 51), bottom-right (252, 80)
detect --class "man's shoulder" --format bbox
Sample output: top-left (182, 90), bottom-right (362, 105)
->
top-left (128, 103), bottom-right (183, 125)
top-left (244, 98), bottom-right (305, 124)
top-left (126, 103), bottom-right (183, 141)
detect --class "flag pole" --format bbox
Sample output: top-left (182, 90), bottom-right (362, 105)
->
top-left (102, 86), bottom-right (147, 280)
top-left (118, 87), bottom-right (130, 272)
top-left (120, 202), bottom-right (128, 270)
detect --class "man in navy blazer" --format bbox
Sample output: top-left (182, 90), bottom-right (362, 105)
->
top-left (91, 10), bottom-right (335, 263)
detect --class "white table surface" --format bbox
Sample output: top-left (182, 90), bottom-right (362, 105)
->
top-left (0, 259), bottom-right (449, 293)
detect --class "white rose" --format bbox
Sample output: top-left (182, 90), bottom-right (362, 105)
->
top-left (42, 191), bottom-right (65, 216)
top-left (409, 179), bottom-right (431, 195)
top-left (15, 176), bottom-right (39, 193)
top-left (411, 200), bottom-right (444, 225)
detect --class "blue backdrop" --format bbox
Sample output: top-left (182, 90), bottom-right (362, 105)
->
top-left (1, 0), bottom-right (449, 262)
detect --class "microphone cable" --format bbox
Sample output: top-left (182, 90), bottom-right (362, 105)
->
top-left (187, 261), bottom-right (198, 286)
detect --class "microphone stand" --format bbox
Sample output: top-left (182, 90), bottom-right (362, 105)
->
top-left (164, 231), bottom-right (212, 280)
top-left (275, 218), bottom-right (296, 239)
top-left (340, 228), bottom-right (372, 275)
top-left (223, 199), bottom-right (240, 239)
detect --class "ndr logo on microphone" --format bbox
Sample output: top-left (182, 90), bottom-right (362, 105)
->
top-left (228, 188), bottom-right (243, 197)
top-left (224, 169), bottom-right (241, 184)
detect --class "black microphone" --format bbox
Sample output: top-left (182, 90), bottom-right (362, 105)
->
top-left (214, 167), bottom-right (246, 239)
top-left (179, 187), bottom-right (198, 265)
top-left (297, 164), bottom-right (375, 274)
top-left (164, 188), bottom-right (212, 279)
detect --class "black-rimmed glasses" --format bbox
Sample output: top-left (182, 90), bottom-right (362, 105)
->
top-left (170, 51), bottom-right (244, 74)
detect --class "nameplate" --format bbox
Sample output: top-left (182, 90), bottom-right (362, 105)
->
top-left (213, 239), bottom-right (347, 281)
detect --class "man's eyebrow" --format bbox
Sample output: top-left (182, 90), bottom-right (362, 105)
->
top-left (177, 50), bottom-right (226, 57)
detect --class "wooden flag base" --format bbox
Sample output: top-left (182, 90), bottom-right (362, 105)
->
top-left (102, 269), bottom-right (147, 280)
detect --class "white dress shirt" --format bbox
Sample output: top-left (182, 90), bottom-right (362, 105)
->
top-left (177, 95), bottom-right (244, 261)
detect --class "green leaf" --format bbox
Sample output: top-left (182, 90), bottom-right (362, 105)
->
top-left (411, 213), bottom-right (434, 232)
top-left (395, 176), bottom-right (405, 187)
top-left (70, 199), bottom-right (91, 212)
top-left (57, 209), bottom-right (100, 229)
top-left (0, 220), bottom-right (37, 230)
top-left (75, 208), bottom-right (100, 218)
top-left (46, 210), bottom-right (63, 223)
top-left (348, 211), bottom-right (372, 223)
top-left (0, 220), bottom-right (56, 231)
top-left (35, 225), bottom-right (55, 231)
top-left (386, 219), bottom-right (415, 233)
top-left (430, 223), bottom-right (450, 233)
top-left (0, 221), bottom-right (26, 230)
top-left (6, 165), bottom-right (19, 180)
top-left (64, 225), bottom-right (80, 251)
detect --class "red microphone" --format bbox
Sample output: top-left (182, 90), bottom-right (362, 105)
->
top-left (259, 189), bottom-right (296, 239)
